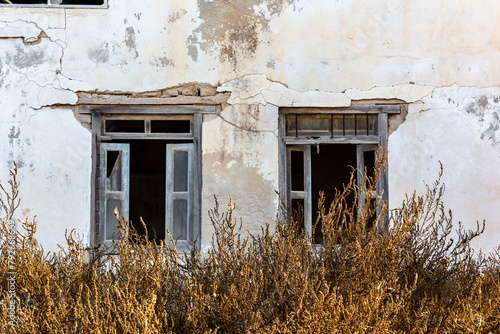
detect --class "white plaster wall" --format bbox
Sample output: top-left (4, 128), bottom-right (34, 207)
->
top-left (201, 103), bottom-right (279, 250)
top-left (1, 0), bottom-right (500, 252)
top-left (1, 107), bottom-right (91, 252)
top-left (390, 86), bottom-right (500, 253)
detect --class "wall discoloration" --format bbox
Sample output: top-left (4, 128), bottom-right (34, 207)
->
top-left (189, 0), bottom-right (297, 65)
top-left (202, 152), bottom-right (278, 248)
top-left (88, 43), bottom-right (110, 64)
top-left (8, 43), bottom-right (46, 69)
top-left (0, 59), bottom-right (4, 88)
top-left (168, 9), bottom-right (187, 23)
top-left (465, 95), bottom-right (500, 145)
top-left (155, 56), bottom-right (174, 67)
top-left (2, 0), bottom-right (500, 254)
top-left (125, 26), bottom-right (138, 58)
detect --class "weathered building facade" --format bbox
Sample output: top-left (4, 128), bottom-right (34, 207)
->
top-left (1, 0), bottom-right (499, 253)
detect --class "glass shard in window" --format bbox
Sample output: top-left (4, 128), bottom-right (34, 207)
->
top-left (106, 151), bottom-right (122, 191)
top-left (297, 114), bottom-right (331, 137)
top-left (368, 115), bottom-right (378, 136)
top-left (105, 199), bottom-right (121, 240)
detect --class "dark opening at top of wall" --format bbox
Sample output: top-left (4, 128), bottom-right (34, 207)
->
top-left (4, 0), bottom-right (104, 5)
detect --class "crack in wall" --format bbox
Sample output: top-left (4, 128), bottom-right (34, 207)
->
top-left (217, 113), bottom-right (277, 136)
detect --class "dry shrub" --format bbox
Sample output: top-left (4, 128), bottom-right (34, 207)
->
top-left (0, 161), bottom-right (499, 333)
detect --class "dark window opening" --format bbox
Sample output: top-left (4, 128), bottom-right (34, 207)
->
top-left (290, 150), bottom-right (304, 191)
top-left (151, 120), bottom-right (191, 134)
top-left (310, 144), bottom-right (357, 244)
top-left (363, 150), bottom-right (377, 230)
top-left (288, 144), bottom-right (377, 244)
top-left (104, 139), bottom-right (192, 243)
top-left (105, 120), bottom-right (145, 133)
top-left (129, 140), bottom-right (167, 243)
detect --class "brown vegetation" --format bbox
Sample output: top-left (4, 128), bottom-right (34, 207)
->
top-left (1, 162), bottom-right (499, 333)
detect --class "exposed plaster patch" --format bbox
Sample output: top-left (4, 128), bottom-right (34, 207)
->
top-left (0, 20), bottom-right (42, 43)
top-left (218, 74), bottom-right (351, 107)
top-left (464, 94), bottom-right (500, 146)
top-left (266, 59), bottom-right (275, 69)
top-left (125, 26), bottom-right (138, 59)
top-left (189, 0), bottom-right (298, 65)
top-left (7, 43), bottom-right (46, 69)
top-left (77, 82), bottom-right (222, 99)
top-left (202, 151), bottom-right (278, 246)
top-left (345, 83), bottom-right (434, 103)
top-left (168, 9), bottom-right (187, 23)
top-left (8, 125), bottom-right (20, 144)
top-left (88, 43), bottom-right (110, 64)
top-left (153, 56), bottom-right (174, 67)
top-left (388, 103), bottom-right (408, 136)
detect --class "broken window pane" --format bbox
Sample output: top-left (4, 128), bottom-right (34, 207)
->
top-left (106, 151), bottom-right (121, 192)
top-left (105, 199), bottom-right (121, 240)
top-left (297, 114), bottom-right (330, 137)
top-left (172, 199), bottom-right (188, 240)
top-left (368, 115), bottom-right (378, 136)
top-left (291, 198), bottom-right (305, 235)
top-left (357, 115), bottom-right (368, 135)
top-left (363, 150), bottom-right (376, 181)
top-left (331, 114), bottom-right (344, 136)
top-left (286, 115), bottom-right (297, 137)
top-left (286, 114), bottom-right (378, 138)
top-left (344, 115), bottom-right (356, 136)
top-left (291, 150), bottom-right (304, 191)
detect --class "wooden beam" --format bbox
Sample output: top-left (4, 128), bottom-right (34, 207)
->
top-left (79, 105), bottom-right (216, 114)
top-left (280, 104), bottom-right (401, 114)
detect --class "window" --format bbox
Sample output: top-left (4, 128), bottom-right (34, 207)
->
top-left (279, 104), bottom-right (400, 243)
top-left (1, 0), bottom-right (105, 7)
top-left (90, 111), bottom-right (202, 250)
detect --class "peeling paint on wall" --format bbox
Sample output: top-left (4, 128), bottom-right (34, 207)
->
top-left (1, 0), bottom-right (500, 254)
top-left (188, 0), bottom-right (298, 65)
top-left (8, 43), bottom-right (46, 69)
top-left (125, 26), bottom-right (138, 59)
top-left (465, 95), bottom-right (500, 146)
top-left (88, 43), bottom-right (110, 64)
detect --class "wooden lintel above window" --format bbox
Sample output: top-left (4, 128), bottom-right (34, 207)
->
top-left (280, 104), bottom-right (401, 114)
top-left (78, 104), bottom-right (216, 115)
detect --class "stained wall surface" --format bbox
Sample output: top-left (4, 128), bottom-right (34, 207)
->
top-left (1, 0), bottom-right (499, 252)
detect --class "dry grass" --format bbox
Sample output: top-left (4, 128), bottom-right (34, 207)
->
top-left (1, 162), bottom-right (499, 333)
